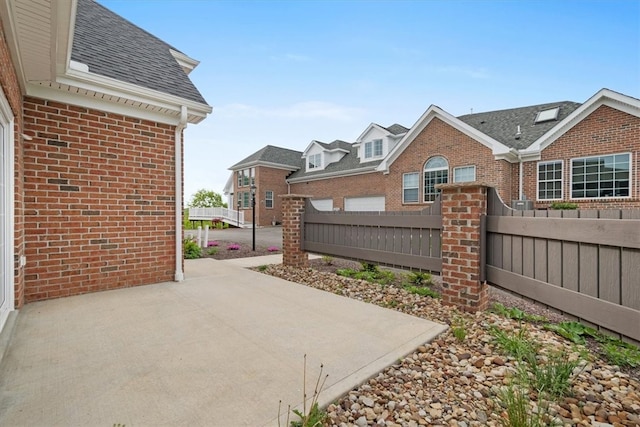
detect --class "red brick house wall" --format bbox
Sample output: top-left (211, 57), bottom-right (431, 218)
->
top-left (289, 172), bottom-right (388, 211)
top-left (0, 19), bottom-right (25, 308)
top-left (524, 105), bottom-right (640, 209)
top-left (22, 97), bottom-right (177, 302)
top-left (255, 166), bottom-right (291, 226)
top-left (386, 117), bottom-right (514, 210)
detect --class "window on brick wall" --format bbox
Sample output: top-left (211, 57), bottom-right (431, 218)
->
top-left (237, 168), bottom-right (253, 187)
top-left (265, 191), bottom-right (274, 208)
top-left (537, 160), bottom-right (563, 200)
top-left (453, 165), bottom-right (476, 183)
top-left (242, 191), bottom-right (250, 208)
top-left (424, 156), bottom-right (448, 202)
top-left (571, 153), bottom-right (630, 199)
top-left (403, 172), bottom-right (419, 203)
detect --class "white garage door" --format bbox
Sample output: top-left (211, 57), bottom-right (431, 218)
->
top-left (344, 196), bottom-right (385, 212)
top-left (310, 198), bottom-right (334, 211)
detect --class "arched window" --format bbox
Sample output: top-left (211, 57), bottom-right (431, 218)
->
top-left (424, 156), bottom-right (448, 201)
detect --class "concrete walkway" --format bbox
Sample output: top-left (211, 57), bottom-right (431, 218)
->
top-left (0, 258), bottom-right (447, 426)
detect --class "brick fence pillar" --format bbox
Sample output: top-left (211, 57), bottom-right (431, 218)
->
top-left (281, 194), bottom-right (311, 268)
top-left (437, 183), bottom-right (489, 312)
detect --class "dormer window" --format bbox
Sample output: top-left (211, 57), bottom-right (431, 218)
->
top-left (308, 153), bottom-right (322, 169)
top-left (364, 139), bottom-right (383, 159)
top-left (535, 107), bottom-right (560, 123)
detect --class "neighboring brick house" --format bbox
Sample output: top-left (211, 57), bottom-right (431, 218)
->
top-left (226, 88), bottom-right (639, 225)
top-left (0, 0), bottom-right (211, 333)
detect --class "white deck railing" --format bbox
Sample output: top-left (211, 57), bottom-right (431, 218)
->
top-left (188, 207), bottom-right (245, 226)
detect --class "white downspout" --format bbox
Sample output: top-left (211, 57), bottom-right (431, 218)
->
top-left (518, 152), bottom-right (524, 200)
top-left (175, 106), bottom-right (188, 281)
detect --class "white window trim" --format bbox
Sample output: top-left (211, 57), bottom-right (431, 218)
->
top-left (402, 172), bottom-right (420, 204)
top-left (536, 160), bottom-right (563, 201)
top-left (363, 139), bottom-right (383, 161)
top-left (453, 165), bottom-right (476, 183)
top-left (265, 190), bottom-right (274, 209)
top-left (307, 153), bottom-right (322, 170)
top-left (424, 156), bottom-right (449, 202)
top-left (569, 152), bottom-right (632, 200)
top-left (0, 88), bottom-right (15, 331)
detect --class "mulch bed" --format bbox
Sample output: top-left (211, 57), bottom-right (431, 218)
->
top-left (200, 240), bottom-right (279, 260)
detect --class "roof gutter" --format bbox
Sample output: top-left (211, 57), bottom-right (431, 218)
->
top-left (286, 166), bottom-right (378, 184)
top-left (174, 106), bottom-right (188, 282)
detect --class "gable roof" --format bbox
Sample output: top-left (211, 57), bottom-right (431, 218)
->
top-left (378, 105), bottom-right (512, 172)
top-left (384, 123), bottom-right (409, 135)
top-left (522, 88), bottom-right (640, 155)
top-left (458, 101), bottom-right (581, 150)
top-left (72, 0), bottom-right (206, 105)
top-left (229, 145), bottom-right (303, 170)
top-left (0, 0), bottom-right (211, 125)
top-left (288, 142), bottom-right (380, 182)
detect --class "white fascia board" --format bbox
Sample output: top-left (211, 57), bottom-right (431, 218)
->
top-left (531, 88), bottom-right (640, 153)
top-left (377, 105), bottom-right (509, 172)
top-left (287, 167), bottom-right (378, 183)
top-left (355, 123), bottom-right (386, 142)
top-left (301, 140), bottom-right (325, 157)
top-left (53, 0), bottom-right (76, 76)
top-left (324, 147), bottom-right (350, 154)
top-left (222, 172), bottom-right (234, 194)
top-left (54, 68), bottom-right (212, 118)
top-left (170, 49), bottom-right (200, 75)
top-left (27, 83), bottom-right (186, 125)
top-left (228, 160), bottom-right (299, 171)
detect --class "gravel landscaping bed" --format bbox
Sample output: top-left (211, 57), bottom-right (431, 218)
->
top-left (261, 262), bottom-right (640, 427)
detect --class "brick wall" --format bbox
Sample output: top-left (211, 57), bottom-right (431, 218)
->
top-left (387, 118), bottom-right (513, 209)
top-left (0, 19), bottom-right (25, 308)
top-left (525, 105), bottom-right (640, 209)
top-left (22, 97), bottom-right (177, 302)
top-left (289, 172), bottom-right (388, 211)
top-left (438, 183), bottom-right (489, 312)
top-left (281, 194), bottom-right (308, 267)
top-left (255, 166), bottom-right (291, 226)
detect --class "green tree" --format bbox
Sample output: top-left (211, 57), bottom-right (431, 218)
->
top-left (188, 189), bottom-right (227, 208)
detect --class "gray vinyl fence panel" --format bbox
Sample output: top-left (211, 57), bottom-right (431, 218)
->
top-left (485, 188), bottom-right (640, 342)
top-left (302, 199), bottom-right (442, 272)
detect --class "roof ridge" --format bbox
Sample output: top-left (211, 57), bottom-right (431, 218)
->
top-left (458, 100), bottom-right (580, 118)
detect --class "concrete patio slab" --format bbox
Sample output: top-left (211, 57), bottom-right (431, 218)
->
top-left (0, 258), bottom-right (447, 426)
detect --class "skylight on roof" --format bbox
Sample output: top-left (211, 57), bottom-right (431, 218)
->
top-left (535, 107), bottom-right (560, 123)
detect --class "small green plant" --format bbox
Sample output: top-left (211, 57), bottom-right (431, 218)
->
top-left (489, 326), bottom-right (539, 362)
top-left (278, 354), bottom-right (328, 427)
top-left (354, 271), bottom-right (377, 282)
top-left (549, 202), bottom-right (578, 210)
top-left (406, 271), bottom-right (433, 286)
top-left (360, 262), bottom-right (380, 274)
top-left (544, 321), bottom-right (598, 345)
top-left (207, 247), bottom-right (218, 255)
top-left (321, 255), bottom-right (334, 265)
top-left (183, 238), bottom-right (202, 259)
top-left (336, 268), bottom-right (357, 278)
top-left (404, 284), bottom-right (440, 299)
top-left (601, 341), bottom-right (640, 368)
top-left (451, 316), bottom-right (467, 342)
top-left (496, 384), bottom-right (553, 427)
top-left (524, 351), bottom-right (580, 399)
top-left (257, 265), bottom-right (269, 272)
top-left (491, 303), bottom-right (547, 323)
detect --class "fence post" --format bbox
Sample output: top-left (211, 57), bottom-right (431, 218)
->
top-left (281, 194), bottom-right (311, 267)
top-left (437, 183), bottom-right (489, 312)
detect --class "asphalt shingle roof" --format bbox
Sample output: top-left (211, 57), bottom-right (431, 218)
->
top-left (384, 124), bottom-right (409, 135)
top-left (288, 142), bottom-right (381, 180)
top-left (457, 101), bottom-right (581, 150)
top-left (229, 145), bottom-right (303, 170)
top-left (72, 0), bottom-right (208, 105)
